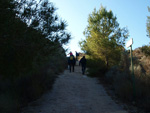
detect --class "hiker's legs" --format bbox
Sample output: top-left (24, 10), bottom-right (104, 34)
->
top-left (82, 66), bottom-right (84, 74)
top-left (72, 64), bottom-right (74, 72)
top-left (82, 65), bottom-right (86, 74)
top-left (76, 56), bottom-right (78, 61)
top-left (70, 63), bottom-right (74, 72)
top-left (69, 64), bottom-right (71, 72)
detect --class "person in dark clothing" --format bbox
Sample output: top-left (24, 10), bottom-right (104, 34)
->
top-left (75, 51), bottom-right (79, 61)
top-left (79, 56), bottom-right (86, 75)
top-left (68, 51), bottom-right (73, 56)
top-left (68, 54), bottom-right (76, 72)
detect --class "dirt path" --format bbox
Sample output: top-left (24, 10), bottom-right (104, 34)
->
top-left (21, 64), bottom-right (128, 113)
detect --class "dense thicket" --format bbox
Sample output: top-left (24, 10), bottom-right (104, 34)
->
top-left (0, 0), bottom-right (70, 112)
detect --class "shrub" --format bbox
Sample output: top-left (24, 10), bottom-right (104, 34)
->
top-left (113, 72), bottom-right (133, 100)
top-left (0, 93), bottom-right (20, 113)
top-left (0, 52), bottom-right (67, 113)
top-left (105, 66), bottom-right (133, 100)
top-left (0, 0), bottom-right (69, 112)
top-left (86, 58), bottom-right (107, 77)
top-left (105, 49), bottom-right (150, 112)
top-left (141, 45), bottom-right (150, 57)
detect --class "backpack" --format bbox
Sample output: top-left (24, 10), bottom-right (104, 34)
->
top-left (70, 56), bottom-right (74, 60)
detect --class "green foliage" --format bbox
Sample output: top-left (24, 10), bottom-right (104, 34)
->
top-left (105, 49), bottom-right (150, 112)
top-left (0, 0), bottom-right (70, 112)
top-left (80, 5), bottom-right (128, 69)
top-left (15, 0), bottom-right (71, 45)
top-left (0, 0), bottom-right (70, 77)
top-left (147, 6), bottom-right (150, 38)
top-left (86, 57), bottom-right (107, 77)
top-left (141, 45), bottom-right (150, 57)
top-left (82, 5), bottom-right (150, 111)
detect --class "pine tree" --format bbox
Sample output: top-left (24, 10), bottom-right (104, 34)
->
top-left (0, 0), bottom-right (71, 77)
top-left (80, 6), bottom-right (128, 68)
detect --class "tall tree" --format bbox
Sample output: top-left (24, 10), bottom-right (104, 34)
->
top-left (15, 0), bottom-right (71, 45)
top-left (80, 6), bottom-right (128, 68)
top-left (0, 0), bottom-right (71, 77)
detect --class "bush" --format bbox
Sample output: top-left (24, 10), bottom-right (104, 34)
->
top-left (0, 93), bottom-right (20, 113)
top-left (0, 51), bottom-right (67, 113)
top-left (105, 66), bottom-right (133, 100)
top-left (0, 0), bottom-right (69, 112)
top-left (105, 49), bottom-right (150, 112)
top-left (86, 58), bottom-right (107, 77)
top-left (141, 45), bottom-right (150, 57)
top-left (113, 72), bottom-right (133, 100)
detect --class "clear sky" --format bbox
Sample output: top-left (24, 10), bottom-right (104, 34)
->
top-left (50, 0), bottom-right (150, 55)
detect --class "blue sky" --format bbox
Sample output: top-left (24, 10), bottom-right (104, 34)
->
top-left (50, 0), bottom-right (150, 55)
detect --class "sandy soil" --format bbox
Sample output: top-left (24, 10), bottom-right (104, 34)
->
top-left (21, 64), bottom-right (128, 113)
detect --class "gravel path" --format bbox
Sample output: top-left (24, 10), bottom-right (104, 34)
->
top-left (21, 64), bottom-right (128, 113)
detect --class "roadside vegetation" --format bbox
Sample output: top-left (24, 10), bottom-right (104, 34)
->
top-left (0, 0), bottom-right (70, 113)
top-left (80, 5), bottom-right (150, 112)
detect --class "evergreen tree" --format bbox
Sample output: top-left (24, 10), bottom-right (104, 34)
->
top-left (0, 0), bottom-right (71, 77)
top-left (15, 0), bottom-right (71, 45)
top-left (0, 0), bottom-right (71, 112)
top-left (80, 6), bottom-right (128, 68)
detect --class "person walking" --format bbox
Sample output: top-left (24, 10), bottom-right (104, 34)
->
top-left (68, 51), bottom-right (73, 56)
top-left (68, 54), bottom-right (76, 72)
top-left (79, 56), bottom-right (86, 75)
top-left (75, 51), bottom-right (79, 61)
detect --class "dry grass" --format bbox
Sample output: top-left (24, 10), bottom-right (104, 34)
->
top-left (105, 48), bottom-right (150, 112)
